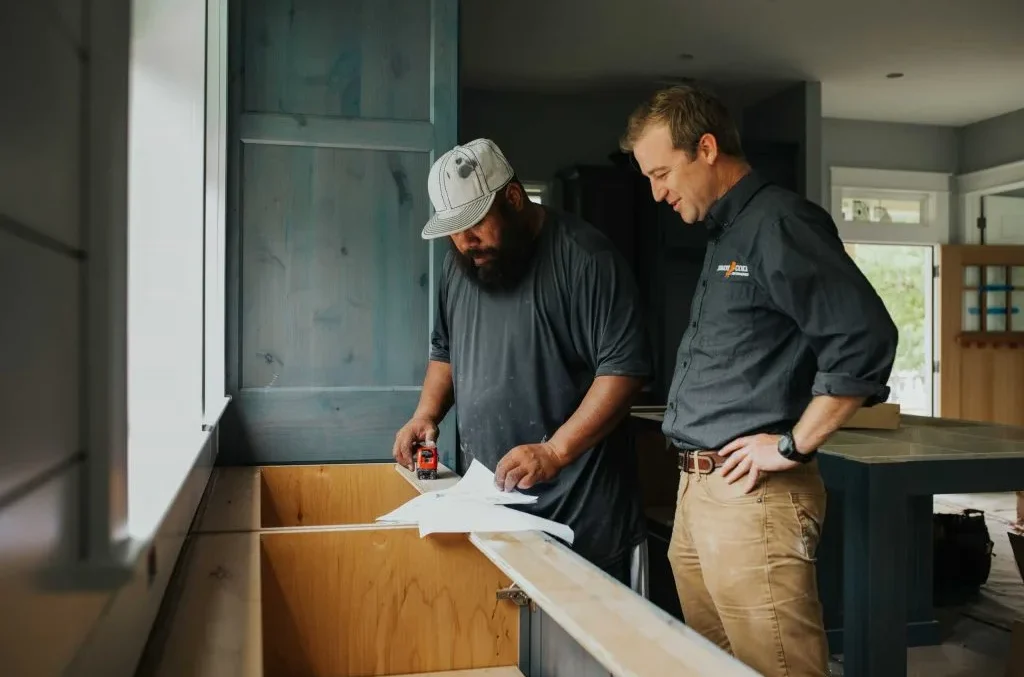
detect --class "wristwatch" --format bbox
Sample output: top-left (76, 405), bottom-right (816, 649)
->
top-left (777, 431), bottom-right (817, 463)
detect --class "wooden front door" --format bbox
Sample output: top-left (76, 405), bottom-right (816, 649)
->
top-left (222, 0), bottom-right (459, 466)
top-left (939, 244), bottom-right (1024, 425)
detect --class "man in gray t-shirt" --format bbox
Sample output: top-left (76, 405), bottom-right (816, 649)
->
top-left (393, 138), bottom-right (653, 580)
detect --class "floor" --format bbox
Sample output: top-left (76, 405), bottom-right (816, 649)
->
top-left (829, 492), bottom-right (1022, 677)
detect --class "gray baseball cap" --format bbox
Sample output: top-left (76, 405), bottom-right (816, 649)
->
top-left (422, 138), bottom-right (515, 240)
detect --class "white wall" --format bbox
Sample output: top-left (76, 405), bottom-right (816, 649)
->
top-left (0, 2), bottom-right (222, 675)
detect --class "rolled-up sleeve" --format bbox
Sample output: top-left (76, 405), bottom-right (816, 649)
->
top-left (756, 213), bottom-right (898, 406)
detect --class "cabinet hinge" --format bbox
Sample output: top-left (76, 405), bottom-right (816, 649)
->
top-left (933, 360), bottom-right (940, 374)
top-left (933, 265), bottom-right (940, 278)
top-left (497, 583), bottom-right (533, 609)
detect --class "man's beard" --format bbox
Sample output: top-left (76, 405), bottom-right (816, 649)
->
top-left (452, 204), bottom-right (539, 292)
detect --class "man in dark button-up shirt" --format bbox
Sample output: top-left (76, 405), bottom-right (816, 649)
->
top-left (620, 85), bottom-right (897, 677)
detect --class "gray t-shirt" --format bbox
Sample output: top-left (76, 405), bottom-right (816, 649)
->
top-left (429, 208), bottom-right (653, 567)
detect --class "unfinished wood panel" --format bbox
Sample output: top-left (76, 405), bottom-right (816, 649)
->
top-left (472, 530), bottom-right (758, 677)
top-left (240, 145), bottom-right (430, 388)
top-left (0, 231), bottom-right (80, 498)
top-left (135, 532), bottom-right (262, 677)
top-left (260, 463), bottom-right (418, 528)
top-left (260, 528), bottom-right (519, 677)
top-left (195, 467), bottom-right (261, 533)
top-left (242, 0), bottom-right (430, 121)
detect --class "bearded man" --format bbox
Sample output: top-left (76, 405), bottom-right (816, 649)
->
top-left (393, 138), bottom-right (653, 587)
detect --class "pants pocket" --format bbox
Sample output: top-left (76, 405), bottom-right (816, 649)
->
top-left (788, 491), bottom-right (826, 560)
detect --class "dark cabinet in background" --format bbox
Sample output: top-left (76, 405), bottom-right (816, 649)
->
top-left (556, 140), bottom-right (799, 403)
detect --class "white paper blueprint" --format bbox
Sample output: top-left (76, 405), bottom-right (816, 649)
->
top-left (377, 460), bottom-right (573, 544)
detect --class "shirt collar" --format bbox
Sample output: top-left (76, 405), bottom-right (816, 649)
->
top-left (704, 170), bottom-right (768, 232)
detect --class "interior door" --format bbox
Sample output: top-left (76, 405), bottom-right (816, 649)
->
top-left (222, 0), bottom-right (459, 466)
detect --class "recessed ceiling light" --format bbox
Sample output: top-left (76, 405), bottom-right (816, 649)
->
top-left (677, 53), bottom-right (695, 61)
top-left (886, 72), bottom-right (904, 79)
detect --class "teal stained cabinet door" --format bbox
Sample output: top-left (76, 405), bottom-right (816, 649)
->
top-left (223, 0), bottom-right (458, 466)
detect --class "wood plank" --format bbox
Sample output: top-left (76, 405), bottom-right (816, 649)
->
top-left (194, 467), bottom-right (261, 533)
top-left (470, 532), bottom-right (758, 677)
top-left (239, 144), bottom-right (431, 389)
top-left (242, 0), bottom-right (430, 121)
top-left (241, 113), bottom-right (434, 152)
top-left (135, 532), bottom-right (262, 677)
top-left (260, 528), bottom-right (519, 676)
top-left (259, 463), bottom-right (419, 527)
top-left (220, 389), bottom-right (425, 465)
top-left (394, 464), bottom-right (758, 677)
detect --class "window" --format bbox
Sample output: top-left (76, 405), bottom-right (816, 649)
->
top-left (121, 0), bottom-right (228, 542)
top-left (840, 193), bottom-right (926, 225)
top-left (830, 167), bottom-right (951, 244)
top-left (846, 244), bottom-right (936, 416)
top-left (961, 265), bottom-right (1024, 332)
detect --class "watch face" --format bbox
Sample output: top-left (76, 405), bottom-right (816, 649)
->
top-left (778, 433), bottom-right (795, 456)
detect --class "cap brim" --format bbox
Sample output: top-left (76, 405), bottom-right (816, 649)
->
top-left (421, 192), bottom-right (496, 240)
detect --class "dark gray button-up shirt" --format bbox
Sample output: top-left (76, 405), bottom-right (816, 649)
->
top-left (662, 171), bottom-right (898, 451)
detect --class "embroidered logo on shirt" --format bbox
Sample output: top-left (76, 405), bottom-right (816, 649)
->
top-left (716, 261), bottom-right (749, 278)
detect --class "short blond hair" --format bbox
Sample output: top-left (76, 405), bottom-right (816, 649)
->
top-left (620, 85), bottom-right (744, 158)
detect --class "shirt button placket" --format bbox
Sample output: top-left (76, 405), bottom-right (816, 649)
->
top-left (669, 238), bottom-right (716, 428)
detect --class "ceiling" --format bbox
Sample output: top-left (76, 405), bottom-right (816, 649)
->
top-left (459, 0), bottom-right (1024, 127)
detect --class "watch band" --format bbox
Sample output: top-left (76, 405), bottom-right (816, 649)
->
top-left (778, 431), bottom-right (817, 463)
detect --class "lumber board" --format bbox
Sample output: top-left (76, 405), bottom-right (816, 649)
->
top-left (393, 465), bottom-right (759, 677)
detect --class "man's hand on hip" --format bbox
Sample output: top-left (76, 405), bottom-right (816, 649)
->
top-left (495, 442), bottom-right (565, 492)
top-left (392, 416), bottom-right (438, 471)
top-left (717, 433), bottom-right (798, 494)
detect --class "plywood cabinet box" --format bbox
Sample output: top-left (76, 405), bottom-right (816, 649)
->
top-left (137, 462), bottom-right (757, 677)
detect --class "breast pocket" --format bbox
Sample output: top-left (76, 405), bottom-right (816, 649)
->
top-left (695, 279), bottom-right (758, 356)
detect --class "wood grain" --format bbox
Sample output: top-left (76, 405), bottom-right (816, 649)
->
top-left (219, 389), bottom-right (425, 465)
top-left (194, 467), bottom-right (261, 533)
top-left (239, 144), bottom-right (430, 389)
top-left (135, 533), bottom-right (262, 677)
top-left (260, 463), bottom-right (418, 527)
top-left (394, 464), bottom-right (758, 677)
top-left (939, 244), bottom-right (1024, 425)
top-left (242, 0), bottom-right (430, 121)
top-left (260, 528), bottom-right (520, 677)
top-left (470, 532), bottom-right (759, 677)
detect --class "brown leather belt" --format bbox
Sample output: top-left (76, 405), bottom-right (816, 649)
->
top-left (678, 450), bottom-right (724, 475)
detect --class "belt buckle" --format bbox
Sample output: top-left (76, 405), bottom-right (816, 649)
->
top-left (679, 450), bottom-right (715, 475)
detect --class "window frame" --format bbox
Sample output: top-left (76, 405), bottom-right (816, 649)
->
top-left (830, 167), bottom-right (952, 245)
top-left (83, 0), bottom-right (230, 572)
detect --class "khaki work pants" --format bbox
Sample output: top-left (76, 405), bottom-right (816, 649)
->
top-left (669, 458), bottom-right (830, 677)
